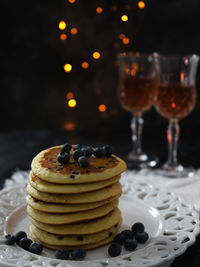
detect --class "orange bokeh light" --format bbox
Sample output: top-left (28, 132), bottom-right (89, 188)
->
top-left (70, 28), bottom-right (78, 35)
top-left (60, 33), bottom-right (67, 40)
top-left (68, 99), bottom-right (77, 108)
top-left (121, 15), bottom-right (128, 22)
top-left (64, 64), bottom-right (72, 72)
top-left (138, 1), bottom-right (145, 9)
top-left (68, 0), bottom-right (76, 3)
top-left (96, 7), bottom-right (103, 14)
top-left (64, 122), bottom-right (76, 131)
top-left (81, 61), bottom-right (89, 69)
top-left (92, 51), bottom-right (101, 59)
top-left (122, 37), bottom-right (130, 45)
top-left (98, 104), bottom-right (107, 112)
top-left (66, 92), bottom-right (74, 99)
top-left (59, 20), bottom-right (66, 30)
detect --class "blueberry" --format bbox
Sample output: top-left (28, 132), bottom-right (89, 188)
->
top-left (72, 149), bottom-right (84, 161)
top-left (93, 147), bottom-right (106, 158)
top-left (135, 232), bottom-right (149, 243)
top-left (113, 233), bottom-right (125, 245)
top-left (5, 235), bottom-right (16, 245)
top-left (55, 249), bottom-right (70, 260)
top-left (74, 144), bottom-right (82, 150)
top-left (78, 156), bottom-right (90, 167)
top-left (82, 146), bottom-right (93, 158)
top-left (57, 152), bottom-right (70, 164)
top-left (121, 229), bottom-right (134, 239)
top-left (131, 222), bottom-right (145, 235)
top-left (61, 143), bottom-right (72, 153)
top-left (108, 243), bottom-right (122, 257)
top-left (29, 242), bottom-right (43, 254)
top-left (124, 239), bottom-right (138, 251)
top-left (103, 145), bottom-right (112, 157)
top-left (15, 231), bottom-right (27, 244)
top-left (71, 248), bottom-right (86, 260)
top-left (19, 238), bottom-right (33, 250)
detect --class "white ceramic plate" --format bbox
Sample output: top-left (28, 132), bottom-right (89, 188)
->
top-left (0, 181), bottom-right (199, 267)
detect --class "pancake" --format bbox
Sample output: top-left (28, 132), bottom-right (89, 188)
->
top-left (30, 220), bottom-right (121, 246)
top-left (26, 194), bottom-right (120, 213)
top-left (29, 171), bottom-right (120, 194)
top-left (31, 146), bottom-right (127, 184)
top-left (26, 182), bottom-right (122, 204)
top-left (30, 208), bottom-right (122, 235)
top-left (30, 220), bottom-right (121, 250)
top-left (27, 199), bottom-right (118, 224)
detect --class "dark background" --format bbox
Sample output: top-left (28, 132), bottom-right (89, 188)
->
top-left (1, 1), bottom-right (200, 266)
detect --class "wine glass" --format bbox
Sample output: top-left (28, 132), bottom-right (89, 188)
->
top-left (154, 54), bottom-right (199, 177)
top-left (117, 53), bottom-right (159, 169)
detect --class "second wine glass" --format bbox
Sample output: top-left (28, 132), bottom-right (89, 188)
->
top-left (117, 53), bottom-right (159, 169)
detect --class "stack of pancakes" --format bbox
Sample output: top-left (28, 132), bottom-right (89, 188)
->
top-left (26, 145), bottom-right (127, 250)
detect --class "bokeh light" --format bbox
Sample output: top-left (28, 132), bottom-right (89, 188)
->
top-left (68, 0), bottom-right (76, 3)
top-left (138, 1), bottom-right (145, 9)
top-left (96, 7), bottom-right (103, 14)
top-left (64, 122), bottom-right (76, 131)
top-left (81, 61), bottom-right (89, 69)
top-left (68, 99), bottom-right (77, 108)
top-left (60, 33), bottom-right (67, 40)
top-left (121, 15), bottom-right (128, 22)
top-left (92, 51), bottom-right (101, 59)
top-left (59, 21), bottom-right (66, 30)
top-left (98, 104), bottom-right (107, 112)
top-left (66, 92), bottom-right (74, 99)
top-left (70, 28), bottom-right (78, 35)
top-left (122, 37), bottom-right (130, 45)
top-left (64, 64), bottom-right (72, 72)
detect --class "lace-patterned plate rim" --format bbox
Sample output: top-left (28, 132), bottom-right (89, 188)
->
top-left (0, 182), bottom-right (199, 267)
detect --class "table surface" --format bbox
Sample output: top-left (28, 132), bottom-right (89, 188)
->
top-left (0, 130), bottom-right (200, 267)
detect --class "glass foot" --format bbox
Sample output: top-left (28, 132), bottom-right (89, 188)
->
top-left (155, 163), bottom-right (195, 178)
top-left (126, 151), bottom-right (159, 169)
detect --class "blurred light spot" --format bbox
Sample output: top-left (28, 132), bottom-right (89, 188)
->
top-left (96, 7), bottom-right (103, 14)
top-left (119, 33), bottom-right (125, 39)
top-left (68, 99), bottom-right (77, 108)
top-left (70, 28), bottom-right (78, 35)
top-left (92, 51), bottom-right (101, 59)
top-left (98, 104), bottom-right (107, 112)
top-left (60, 33), bottom-right (67, 40)
top-left (68, 0), bottom-right (76, 3)
top-left (64, 64), bottom-right (72, 72)
top-left (66, 92), bottom-right (74, 99)
top-left (64, 122), bottom-right (76, 131)
top-left (172, 103), bottom-right (176, 109)
top-left (122, 37), bottom-right (130, 45)
top-left (121, 15), bottom-right (128, 22)
top-left (138, 1), bottom-right (145, 9)
top-left (59, 21), bottom-right (66, 30)
top-left (81, 61), bottom-right (89, 69)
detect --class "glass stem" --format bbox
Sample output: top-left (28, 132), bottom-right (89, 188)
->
top-left (131, 115), bottom-right (143, 155)
top-left (167, 120), bottom-right (180, 166)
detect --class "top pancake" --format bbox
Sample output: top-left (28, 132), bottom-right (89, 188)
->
top-left (31, 146), bottom-right (127, 184)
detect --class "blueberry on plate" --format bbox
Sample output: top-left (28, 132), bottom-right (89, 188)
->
top-left (57, 152), bottom-right (70, 164)
top-left (55, 249), bottom-right (70, 260)
top-left (29, 242), bottom-right (43, 254)
top-left (93, 147), bottom-right (106, 158)
top-left (78, 156), bottom-right (90, 167)
top-left (82, 146), bottom-right (93, 158)
top-left (15, 231), bottom-right (27, 244)
top-left (103, 145), bottom-right (112, 157)
top-left (5, 235), bottom-right (16, 245)
top-left (71, 248), bottom-right (86, 260)
top-left (74, 144), bottom-right (82, 151)
top-left (113, 233), bottom-right (125, 245)
top-left (131, 222), bottom-right (145, 235)
top-left (121, 229), bottom-right (134, 239)
top-left (108, 243), bottom-right (122, 257)
top-left (19, 238), bottom-right (33, 250)
top-left (124, 239), bottom-right (138, 251)
top-left (135, 232), bottom-right (149, 243)
top-left (61, 143), bottom-right (72, 153)
top-left (72, 149), bottom-right (84, 161)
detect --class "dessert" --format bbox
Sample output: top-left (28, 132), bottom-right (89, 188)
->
top-left (26, 144), bottom-right (127, 250)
